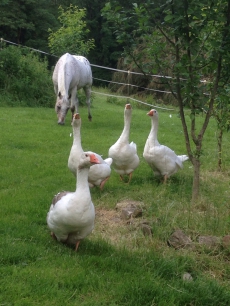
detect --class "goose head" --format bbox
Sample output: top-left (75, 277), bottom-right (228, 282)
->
top-left (78, 152), bottom-right (101, 169)
top-left (147, 109), bottom-right (158, 118)
top-left (72, 113), bottom-right (81, 127)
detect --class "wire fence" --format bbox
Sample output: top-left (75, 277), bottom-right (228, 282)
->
top-left (0, 38), bottom-right (208, 111)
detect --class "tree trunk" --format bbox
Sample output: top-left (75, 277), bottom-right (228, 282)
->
top-left (192, 157), bottom-right (200, 203)
top-left (217, 129), bottom-right (223, 171)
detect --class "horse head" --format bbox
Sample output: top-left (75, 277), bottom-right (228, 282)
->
top-left (55, 92), bottom-right (70, 125)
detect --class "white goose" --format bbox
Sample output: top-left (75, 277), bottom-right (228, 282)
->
top-left (108, 103), bottom-right (140, 183)
top-left (68, 113), bottom-right (112, 190)
top-left (143, 109), bottom-right (189, 183)
top-left (47, 152), bottom-right (100, 251)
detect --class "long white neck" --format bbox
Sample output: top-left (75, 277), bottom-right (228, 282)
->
top-left (119, 109), bottom-right (131, 142)
top-left (76, 167), bottom-right (90, 193)
top-left (148, 116), bottom-right (160, 146)
top-left (73, 123), bottom-right (81, 146)
top-left (68, 120), bottom-right (83, 172)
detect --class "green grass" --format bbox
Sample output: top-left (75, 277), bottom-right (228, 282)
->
top-left (0, 89), bottom-right (230, 305)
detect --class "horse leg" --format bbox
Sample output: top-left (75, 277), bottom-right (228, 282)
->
top-left (70, 105), bottom-right (75, 121)
top-left (70, 87), bottom-right (78, 122)
top-left (84, 86), bottom-right (92, 121)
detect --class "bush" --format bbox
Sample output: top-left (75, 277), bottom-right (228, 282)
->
top-left (0, 45), bottom-right (54, 107)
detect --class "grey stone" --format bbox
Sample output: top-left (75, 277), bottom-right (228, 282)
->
top-left (140, 224), bottom-right (153, 237)
top-left (168, 229), bottom-right (193, 249)
top-left (182, 272), bottom-right (193, 282)
top-left (117, 201), bottom-right (144, 220)
top-left (198, 236), bottom-right (221, 248)
top-left (222, 235), bottom-right (230, 249)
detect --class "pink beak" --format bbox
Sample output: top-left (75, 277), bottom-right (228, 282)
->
top-left (89, 154), bottom-right (100, 164)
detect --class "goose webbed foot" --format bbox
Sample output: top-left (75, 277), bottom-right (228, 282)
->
top-left (100, 177), bottom-right (110, 190)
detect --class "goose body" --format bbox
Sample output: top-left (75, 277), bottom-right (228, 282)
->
top-left (47, 152), bottom-right (100, 251)
top-left (68, 113), bottom-right (112, 190)
top-left (108, 104), bottom-right (139, 183)
top-left (143, 109), bottom-right (189, 183)
top-left (88, 156), bottom-right (113, 188)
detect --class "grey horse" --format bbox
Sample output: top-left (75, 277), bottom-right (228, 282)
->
top-left (52, 53), bottom-right (93, 125)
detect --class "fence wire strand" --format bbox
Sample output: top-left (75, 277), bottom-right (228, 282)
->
top-left (0, 38), bottom-right (209, 111)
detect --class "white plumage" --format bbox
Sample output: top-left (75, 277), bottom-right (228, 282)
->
top-left (143, 109), bottom-right (189, 183)
top-left (108, 103), bottom-right (140, 183)
top-left (68, 113), bottom-right (112, 190)
top-left (47, 152), bottom-right (100, 251)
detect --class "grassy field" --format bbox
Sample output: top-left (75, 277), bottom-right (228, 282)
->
top-left (0, 89), bottom-right (230, 305)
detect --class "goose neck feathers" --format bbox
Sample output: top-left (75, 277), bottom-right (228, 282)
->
top-left (147, 109), bottom-right (160, 146)
top-left (119, 104), bottom-right (132, 142)
top-left (72, 113), bottom-right (82, 145)
top-left (76, 153), bottom-right (99, 190)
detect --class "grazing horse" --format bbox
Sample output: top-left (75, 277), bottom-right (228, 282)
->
top-left (52, 53), bottom-right (93, 125)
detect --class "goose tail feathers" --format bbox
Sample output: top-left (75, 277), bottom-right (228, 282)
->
top-left (178, 155), bottom-right (189, 162)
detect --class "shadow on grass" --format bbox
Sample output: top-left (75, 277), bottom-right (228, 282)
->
top-left (52, 237), bottom-right (230, 306)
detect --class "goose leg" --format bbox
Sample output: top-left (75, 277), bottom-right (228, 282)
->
top-left (100, 176), bottom-right (110, 190)
top-left (75, 240), bottom-right (80, 251)
top-left (51, 232), bottom-right (57, 240)
top-left (120, 173), bottom-right (132, 184)
top-left (163, 174), bottom-right (168, 184)
top-left (128, 172), bottom-right (133, 184)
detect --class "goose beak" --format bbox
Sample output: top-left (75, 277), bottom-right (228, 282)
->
top-left (90, 154), bottom-right (100, 164)
top-left (73, 113), bottom-right (80, 119)
top-left (147, 109), bottom-right (154, 116)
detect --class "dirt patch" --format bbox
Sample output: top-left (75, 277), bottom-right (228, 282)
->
top-left (93, 200), bottom-right (151, 247)
top-left (94, 207), bottom-right (128, 244)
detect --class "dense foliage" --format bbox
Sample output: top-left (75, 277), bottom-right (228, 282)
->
top-left (0, 0), bottom-right (125, 69)
top-left (0, 46), bottom-right (53, 107)
top-left (0, 0), bottom-right (60, 52)
top-left (48, 5), bottom-right (95, 57)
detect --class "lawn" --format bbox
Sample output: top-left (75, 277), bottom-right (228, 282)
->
top-left (0, 90), bottom-right (230, 305)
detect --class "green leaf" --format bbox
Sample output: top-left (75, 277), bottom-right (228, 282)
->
top-left (164, 14), bottom-right (173, 22)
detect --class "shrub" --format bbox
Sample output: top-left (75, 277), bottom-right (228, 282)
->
top-left (0, 45), bottom-right (54, 107)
